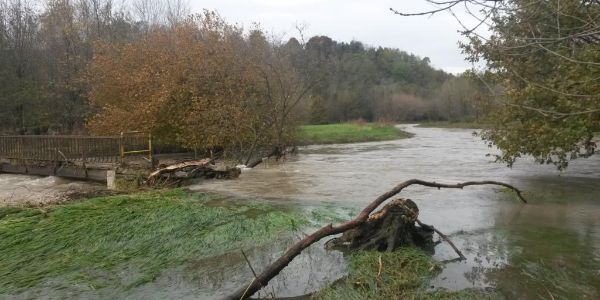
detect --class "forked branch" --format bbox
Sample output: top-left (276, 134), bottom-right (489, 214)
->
top-left (224, 179), bottom-right (526, 300)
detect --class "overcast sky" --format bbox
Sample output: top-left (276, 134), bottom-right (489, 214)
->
top-left (190, 0), bottom-right (483, 74)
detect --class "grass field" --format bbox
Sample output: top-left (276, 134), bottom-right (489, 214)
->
top-left (299, 123), bottom-right (412, 145)
top-left (0, 189), bottom-right (305, 294)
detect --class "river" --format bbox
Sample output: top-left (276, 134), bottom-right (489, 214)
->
top-left (190, 124), bottom-right (600, 299)
top-left (1, 125), bottom-right (598, 299)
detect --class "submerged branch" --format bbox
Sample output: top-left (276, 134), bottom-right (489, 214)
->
top-left (224, 179), bottom-right (526, 300)
top-left (417, 219), bottom-right (466, 260)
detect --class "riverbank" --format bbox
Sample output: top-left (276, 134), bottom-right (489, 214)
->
top-left (415, 121), bottom-right (486, 129)
top-left (0, 189), bottom-right (306, 296)
top-left (298, 122), bottom-right (412, 145)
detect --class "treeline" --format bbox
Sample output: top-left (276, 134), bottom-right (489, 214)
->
top-left (0, 0), bottom-right (190, 134)
top-left (289, 36), bottom-right (483, 124)
top-left (0, 0), bottom-right (483, 142)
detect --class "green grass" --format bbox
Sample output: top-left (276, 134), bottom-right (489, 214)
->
top-left (314, 248), bottom-right (501, 300)
top-left (415, 121), bottom-right (486, 129)
top-left (0, 189), bottom-right (305, 293)
top-left (299, 123), bottom-right (412, 145)
top-left (0, 189), bottom-right (505, 298)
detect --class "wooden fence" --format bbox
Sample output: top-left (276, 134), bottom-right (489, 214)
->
top-left (0, 134), bottom-right (151, 164)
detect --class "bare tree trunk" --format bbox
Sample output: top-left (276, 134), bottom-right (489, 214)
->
top-left (246, 147), bottom-right (280, 168)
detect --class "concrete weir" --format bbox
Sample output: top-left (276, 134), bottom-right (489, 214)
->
top-left (0, 158), bottom-right (113, 183)
top-left (0, 159), bottom-right (153, 191)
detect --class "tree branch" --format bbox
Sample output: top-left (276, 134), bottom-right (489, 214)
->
top-left (389, 1), bottom-right (462, 17)
top-left (416, 219), bottom-right (466, 260)
top-left (224, 179), bottom-right (526, 299)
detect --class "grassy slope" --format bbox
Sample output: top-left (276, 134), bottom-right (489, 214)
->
top-left (299, 123), bottom-right (413, 145)
top-left (0, 189), bottom-right (305, 293)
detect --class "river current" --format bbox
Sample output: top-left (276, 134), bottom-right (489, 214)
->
top-left (190, 124), bottom-right (600, 299)
top-left (1, 125), bottom-right (598, 299)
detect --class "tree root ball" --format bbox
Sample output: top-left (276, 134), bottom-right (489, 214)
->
top-left (325, 198), bottom-right (434, 253)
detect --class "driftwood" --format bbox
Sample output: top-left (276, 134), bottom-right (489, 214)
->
top-left (224, 179), bottom-right (526, 300)
top-left (246, 146), bottom-right (297, 168)
top-left (146, 158), bottom-right (240, 185)
top-left (416, 219), bottom-right (466, 260)
top-left (246, 148), bottom-right (279, 168)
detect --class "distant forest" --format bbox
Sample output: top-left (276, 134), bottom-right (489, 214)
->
top-left (0, 0), bottom-right (483, 135)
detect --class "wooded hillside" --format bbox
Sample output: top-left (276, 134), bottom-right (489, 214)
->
top-left (0, 0), bottom-right (481, 137)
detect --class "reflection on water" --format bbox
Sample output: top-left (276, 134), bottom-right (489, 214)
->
top-left (7, 235), bottom-right (346, 300)
top-left (121, 238), bottom-right (346, 299)
top-left (191, 125), bottom-right (600, 298)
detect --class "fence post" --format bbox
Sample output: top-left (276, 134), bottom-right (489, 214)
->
top-left (148, 133), bottom-right (153, 167)
top-left (119, 132), bottom-right (124, 164)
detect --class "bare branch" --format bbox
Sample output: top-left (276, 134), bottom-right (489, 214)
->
top-left (536, 43), bottom-right (600, 66)
top-left (224, 179), bottom-right (526, 300)
top-left (416, 219), bottom-right (466, 260)
top-left (389, 1), bottom-right (462, 16)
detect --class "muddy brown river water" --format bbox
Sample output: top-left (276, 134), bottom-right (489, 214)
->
top-left (1, 125), bottom-right (599, 299)
top-left (190, 125), bottom-right (600, 299)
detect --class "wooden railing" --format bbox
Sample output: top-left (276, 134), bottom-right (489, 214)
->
top-left (0, 134), bottom-right (151, 164)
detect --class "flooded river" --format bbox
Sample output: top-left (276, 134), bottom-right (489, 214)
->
top-left (0, 174), bottom-right (104, 206)
top-left (1, 125), bottom-right (598, 299)
top-left (190, 125), bottom-right (600, 299)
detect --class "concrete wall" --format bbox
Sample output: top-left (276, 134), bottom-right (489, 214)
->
top-left (0, 162), bottom-right (108, 182)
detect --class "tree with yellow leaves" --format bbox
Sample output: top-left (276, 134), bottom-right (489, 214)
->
top-left (87, 11), bottom-right (306, 165)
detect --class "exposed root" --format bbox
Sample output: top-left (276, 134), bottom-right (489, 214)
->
top-left (325, 198), bottom-right (434, 253)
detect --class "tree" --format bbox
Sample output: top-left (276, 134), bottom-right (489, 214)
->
top-left (0, 0), bottom-right (146, 134)
top-left (393, 0), bottom-right (600, 169)
top-left (86, 12), bottom-right (307, 165)
top-left (88, 13), bottom-right (247, 145)
top-left (0, 0), bottom-right (43, 134)
top-left (39, 0), bottom-right (91, 132)
top-left (432, 75), bottom-right (480, 122)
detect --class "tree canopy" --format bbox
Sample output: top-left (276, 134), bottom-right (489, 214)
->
top-left (87, 12), bottom-right (308, 163)
top-left (468, 0), bottom-right (599, 169)
top-left (394, 0), bottom-right (600, 169)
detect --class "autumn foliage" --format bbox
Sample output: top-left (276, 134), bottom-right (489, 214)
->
top-left (87, 12), bottom-right (300, 161)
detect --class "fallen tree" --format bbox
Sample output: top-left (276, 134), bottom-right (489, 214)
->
top-left (146, 158), bottom-right (241, 186)
top-left (245, 146), bottom-right (297, 168)
top-left (225, 179), bottom-right (526, 300)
